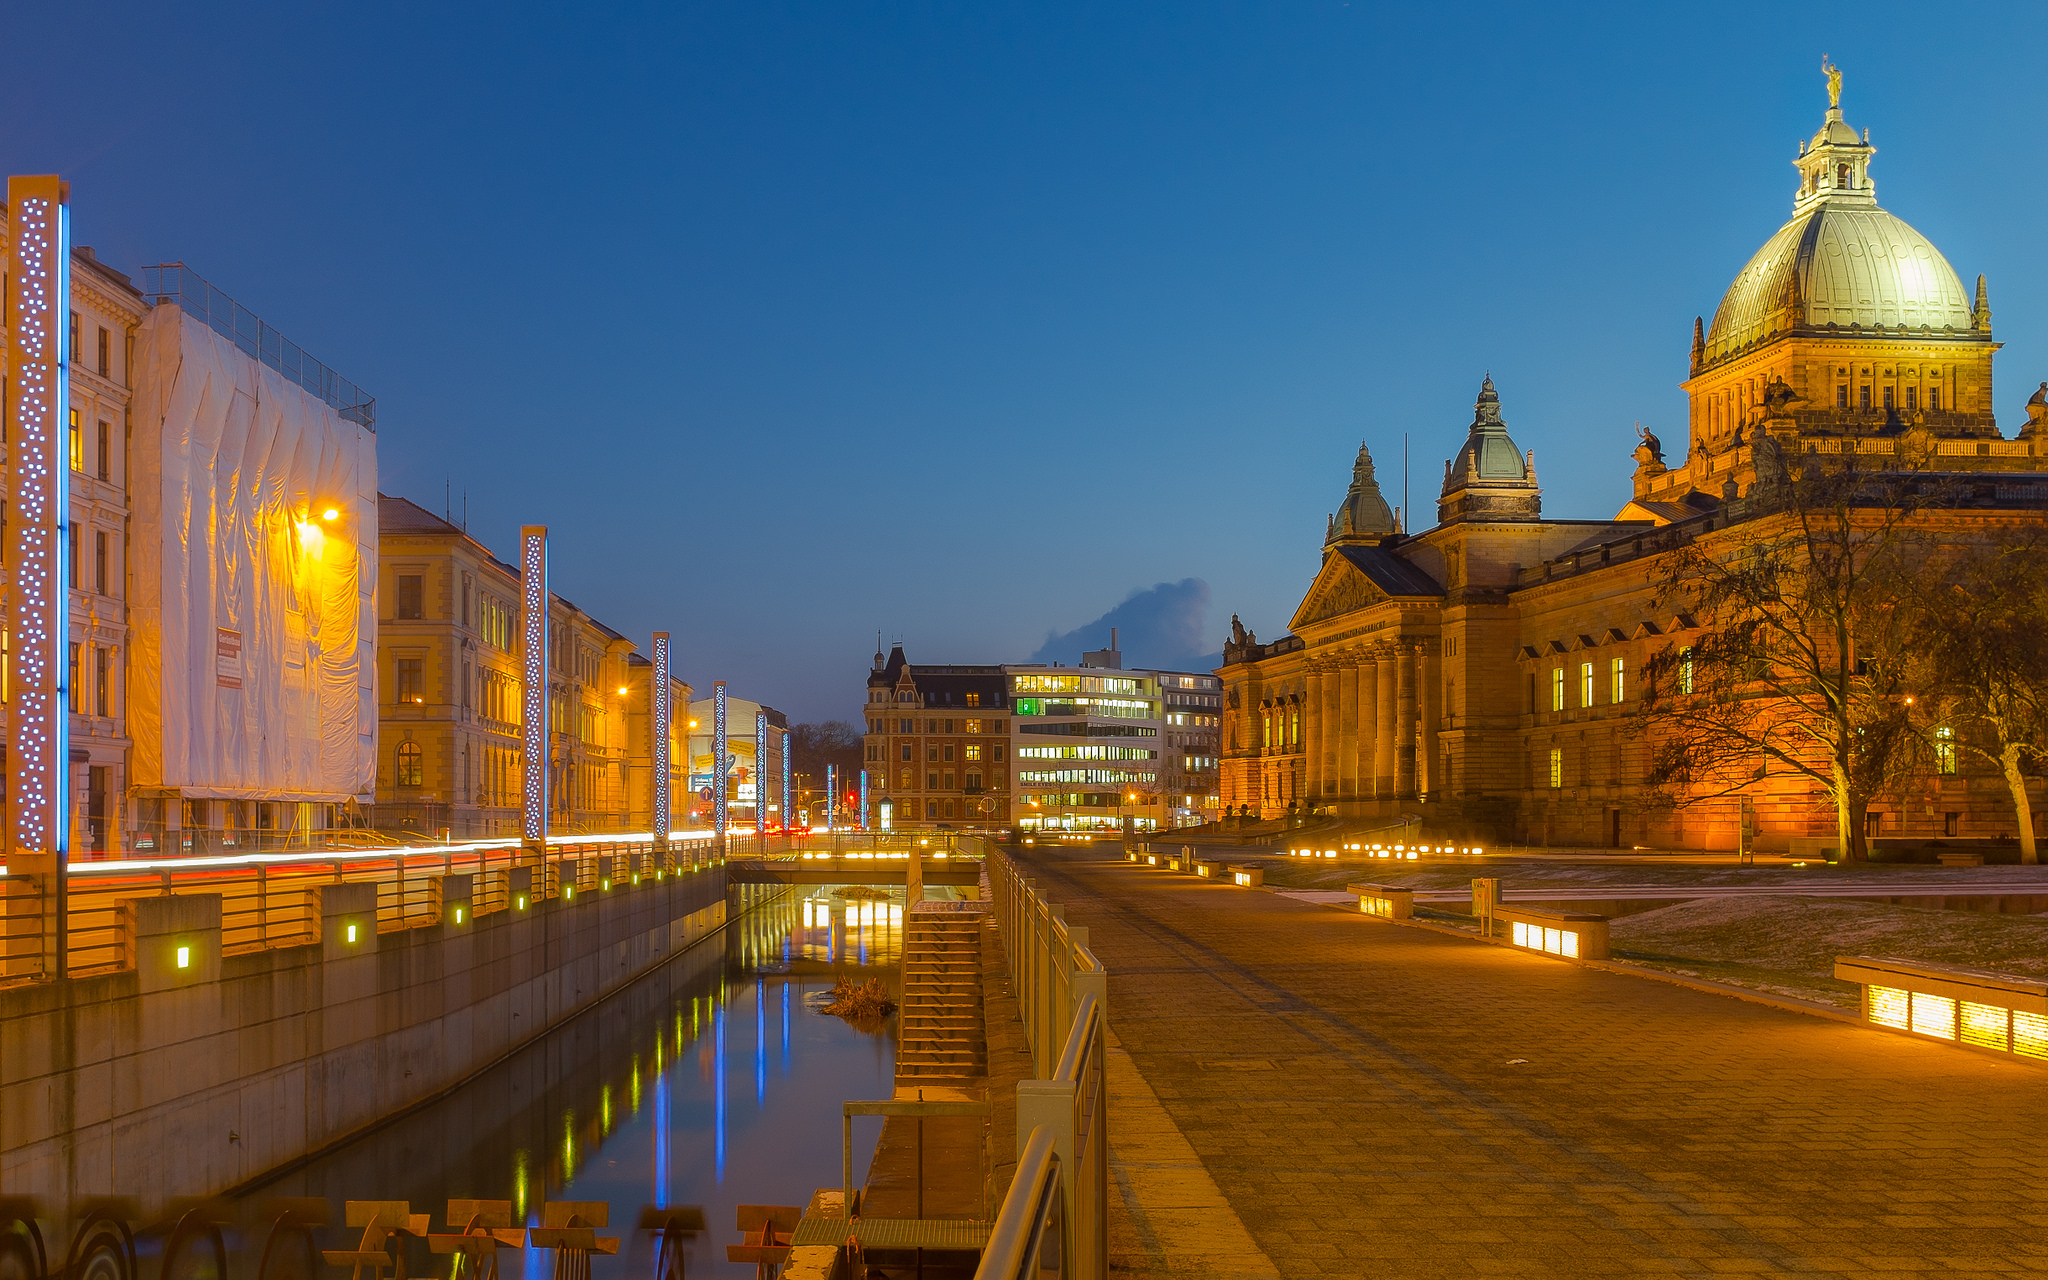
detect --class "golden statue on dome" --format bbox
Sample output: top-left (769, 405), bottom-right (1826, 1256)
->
top-left (1822, 56), bottom-right (1842, 109)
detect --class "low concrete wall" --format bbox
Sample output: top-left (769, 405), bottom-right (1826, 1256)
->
top-left (0, 867), bottom-right (735, 1212)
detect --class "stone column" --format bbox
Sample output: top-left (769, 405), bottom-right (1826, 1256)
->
top-left (1336, 662), bottom-right (1359, 797)
top-left (1354, 657), bottom-right (1378, 801)
top-left (1304, 667), bottom-right (1326, 800)
top-left (1395, 644), bottom-right (1418, 799)
top-left (1374, 646), bottom-right (1397, 797)
top-left (1420, 647), bottom-right (1442, 801)
top-left (1324, 664), bottom-right (1345, 796)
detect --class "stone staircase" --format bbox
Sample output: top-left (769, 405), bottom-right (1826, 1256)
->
top-left (896, 904), bottom-right (988, 1082)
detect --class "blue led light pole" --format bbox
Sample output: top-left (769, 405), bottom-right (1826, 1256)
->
top-left (713, 681), bottom-right (729, 847)
top-left (755, 711), bottom-right (768, 838)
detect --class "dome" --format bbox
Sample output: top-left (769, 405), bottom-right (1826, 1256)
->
top-left (1442, 376), bottom-right (1531, 492)
top-left (1702, 205), bottom-right (1973, 365)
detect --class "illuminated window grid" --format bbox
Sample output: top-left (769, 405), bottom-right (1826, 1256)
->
top-left (1509, 920), bottom-right (1581, 959)
top-left (1843, 960), bottom-right (2048, 1064)
top-left (1348, 884), bottom-right (1413, 921)
top-left (7, 178), bottom-right (70, 858)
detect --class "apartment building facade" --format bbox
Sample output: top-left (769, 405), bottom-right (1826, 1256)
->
top-left (372, 495), bottom-right (688, 838)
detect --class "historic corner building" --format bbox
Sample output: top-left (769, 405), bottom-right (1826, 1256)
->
top-left (1220, 81), bottom-right (2048, 851)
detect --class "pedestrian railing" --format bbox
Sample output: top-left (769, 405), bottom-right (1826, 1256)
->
top-left (984, 847), bottom-right (1108, 1280)
top-left (975, 1127), bottom-right (1066, 1280)
top-left (0, 833), bottom-right (737, 986)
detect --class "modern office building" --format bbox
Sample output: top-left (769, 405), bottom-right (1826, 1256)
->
top-left (861, 635), bottom-right (1220, 833)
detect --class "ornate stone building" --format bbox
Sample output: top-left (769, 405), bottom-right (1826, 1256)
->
top-left (1220, 78), bottom-right (2048, 850)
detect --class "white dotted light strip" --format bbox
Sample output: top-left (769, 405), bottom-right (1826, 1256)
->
top-left (8, 180), bottom-right (69, 858)
top-left (520, 526), bottom-right (549, 845)
top-left (754, 710), bottom-right (768, 836)
top-left (713, 681), bottom-right (728, 836)
top-left (782, 728), bottom-right (792, 832)
top-left (651, 632), bottom-right (672, 840)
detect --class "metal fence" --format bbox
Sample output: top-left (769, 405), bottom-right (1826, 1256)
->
top-left (980, 847), bottom-right (1108, 1280)
top-left (139, 263), bottom-right (377, 431)
top-left (0, 833), bottom-right (752, 985)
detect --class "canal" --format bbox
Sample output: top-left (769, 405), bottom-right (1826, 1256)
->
top-left (233, 883), bottom-right (911, 1279)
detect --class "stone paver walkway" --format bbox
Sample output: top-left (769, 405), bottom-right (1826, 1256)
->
top-left (1017, 846), bottom-right (2048, 1278)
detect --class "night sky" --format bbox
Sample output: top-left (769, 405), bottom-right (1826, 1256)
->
top-left (7, 3), bottom-right (2046, 720)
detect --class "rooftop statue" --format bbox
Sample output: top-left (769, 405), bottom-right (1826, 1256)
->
top-left (1633, 423), bottom-right (1663, 467)
top-left (1823, 56), bottom-right (1842, 109)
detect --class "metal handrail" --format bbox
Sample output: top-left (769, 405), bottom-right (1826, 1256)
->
top-left (974, 1128), bottom-right (1063, 1280)
top-left (0, 832), bottom-right (749, 988)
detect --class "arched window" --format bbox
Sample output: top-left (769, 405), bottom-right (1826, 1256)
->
top-left (397, 741), bottom-right (423, 788)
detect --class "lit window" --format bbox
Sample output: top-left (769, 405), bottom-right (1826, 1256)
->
top-left (1551, 668), bottom-right (1564, 712)
top-left (1580, 663), bottom-right (1594, 708)
top-left (397, 742), bottom-right (423, 787)
top-left (69, 408), bottom-right (82, 471)
top-left (965, 744), bottom-right (981, 761)
top-left (966, 692), bottom-right (980, 707)
top-left (1679, 648), bottom-right (1694, 695)
top-left (1935, 726), bottom-right (1957, 776)
top-left (1610, 657), bottom-right (1626, 704)
top-left (1549, 748), bottom-right (1563, 789)
top-left (396, 657), bottom-right (424, 704)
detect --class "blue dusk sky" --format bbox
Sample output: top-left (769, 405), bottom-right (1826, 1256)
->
top-left (6, 3), bottom-right (2046, 721)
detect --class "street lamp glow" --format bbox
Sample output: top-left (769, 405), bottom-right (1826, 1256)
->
top-left (320, 506), bottom-right (340, 522)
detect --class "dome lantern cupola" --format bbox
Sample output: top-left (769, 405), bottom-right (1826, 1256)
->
top-left (1325, 441), bottom-right (1396, 547)
top-left (1794, 59), bottom-right (1877, 213)
top-left (1438, 376), bottom-right (1540, 524)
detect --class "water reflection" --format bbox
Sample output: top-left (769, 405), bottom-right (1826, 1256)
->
top-left (236, 887), bottom-right (905, 1280)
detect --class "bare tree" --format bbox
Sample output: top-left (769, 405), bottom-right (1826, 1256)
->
top-left (1903, 529), bottom-right (2048, 863)
top-left (1637, 456), bottom-right (1937, 861)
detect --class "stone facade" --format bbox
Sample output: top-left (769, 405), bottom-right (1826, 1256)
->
top-left (373, 495), bottom-right (688, 837)
top-left (1221, 83), bottom-right (2048, 851)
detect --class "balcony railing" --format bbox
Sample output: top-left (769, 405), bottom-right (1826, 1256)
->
top-left (140, 263), bottom-right (377, 431)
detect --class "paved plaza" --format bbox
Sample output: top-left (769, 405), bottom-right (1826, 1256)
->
top-left (1014, 846), bottom-right (2048, 1279)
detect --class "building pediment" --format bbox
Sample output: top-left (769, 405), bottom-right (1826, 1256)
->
top-left (1290, 545), bottom-right (1443, 632)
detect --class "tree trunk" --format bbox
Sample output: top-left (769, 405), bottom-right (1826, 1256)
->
top-left (2000, 742), bottom-right (2038, 866)
top-left (1832, 762), bottom-right (1864, 862)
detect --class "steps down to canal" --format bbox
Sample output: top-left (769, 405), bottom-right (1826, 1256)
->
top-left (897, 902), bottom-right (988, 1082)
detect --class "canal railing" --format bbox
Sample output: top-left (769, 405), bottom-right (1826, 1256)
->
top-left (981, 845), bottom-right (1109, 1280)
top-left (0, 829), bottom-right (800, 985)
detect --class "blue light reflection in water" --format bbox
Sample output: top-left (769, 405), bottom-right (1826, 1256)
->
top-left (232, 886), bottom-right (905, 1280)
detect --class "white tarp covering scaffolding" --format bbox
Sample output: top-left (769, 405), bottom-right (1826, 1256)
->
top-left (129, 304), bottom-right (377, 801)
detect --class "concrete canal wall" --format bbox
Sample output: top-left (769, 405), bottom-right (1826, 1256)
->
top-left (0, 867), bottom-right (747, 1211)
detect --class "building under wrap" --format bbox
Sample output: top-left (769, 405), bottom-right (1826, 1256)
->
top-left (127, 274), bottom-right (377, 843)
